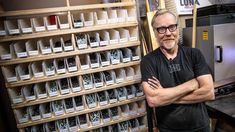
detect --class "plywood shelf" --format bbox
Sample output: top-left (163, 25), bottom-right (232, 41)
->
top-left (0, 41), bottom-right (140, 66)
top-left (0, 22), bottom-right (138, 43)
top-left (6, 61), bottom-right (140, 88)
top-left (17, 96), bottom-right (146, 129)
top-left (12, 79), bottom-right (141, 109)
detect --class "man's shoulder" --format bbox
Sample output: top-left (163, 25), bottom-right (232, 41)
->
top-left (142, 48), bottom-right (160, 60)
top-left (180, 45), bottom-right (201, 54)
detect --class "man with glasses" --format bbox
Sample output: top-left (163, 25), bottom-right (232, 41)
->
top-left (141, 9), bottom-right (214, 132)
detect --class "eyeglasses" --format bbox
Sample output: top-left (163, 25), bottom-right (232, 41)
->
top-left (155, 24), bottom-right (178, 34)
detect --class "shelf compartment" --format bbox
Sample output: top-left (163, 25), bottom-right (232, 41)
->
top-left (107, 10), bottom-right (118, 24)
top-left (44, 15), bottom-right (58, 31)
top-left (0, 44), bottom-right (14, 60)
top-left (31, 61), bottom-right (44, 78)
top-left (94, 10), bottom-right (108, 25)
top-left (32, 17), bottom-right (46, 32)
top-left (16, 96), bottom-right (145, 129)
top-left (12, 79), bottom-right (141, 109)
top-left (8, 87), bottom-right (24, 104)
top-left (5, 19), bottom-right (20, 35)
top-left (83, 12), bottom-right (94, 27)
top-left (38, 38), bottom-right (52, 55)
top-left (25, 39), bottom-right (39, 57)
top-left (0, 20), bottom-right (7, 36)
top-left (18, 18), bottom-right (33, 34)
top-left (62, 34), bottom-right (75, 52)
top-left (98, 30), bottom-right (110, 46)
top-left (50, 37), bottom-right (63, 53)
top-left (71, 12), bottom-right (84, 28)
top-left (57, 14), bottom-right (70, 29)
top-left (2, 65), bottom-right (18, 83)
top-left (16, 63), bottom-right (31, 81)
top-left (13, 41), bottom-right (28, 58)
top-left (117, 9), bottom-right (128, 23)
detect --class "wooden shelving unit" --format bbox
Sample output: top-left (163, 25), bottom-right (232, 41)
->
top-left (0, 0), bottom-right (147, 131)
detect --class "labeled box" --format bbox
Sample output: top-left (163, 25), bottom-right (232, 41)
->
top-left (64, 98), bottom-right (75, 113)
top-left (39, 102), bottom-right (52, 119)
top-left (117, 28), bottom-right (129, 43)
top-left (118, 121), bottom-right (129, 132)
top-left (43, 60), bottom-right (55, 76)
top-left (58, 78), bottom-right (70, 94)
top-left (92, 72), bottom-right (104, 88)
top-left (83, 12), bottom-right (94, 27)
top-left (15, 108), bottom-right (29, 123)
top-left (16, 64), bottom-right (31, 80)
top-left (57, 14), bottom-right (70, 29)
top-left (107, 10), bottom-right (118, 24)
top-left (14, 41), bottom-right (28, 58)
top-left (99, 51), bottom-right (110, 67)
top-left (128, 102), bottom-right (138, 116)
top-left (46, 81), bottom-right (59, 97)
top-left (35, 83), bottom-right (47, 99)
top-left (101, 109), bottom-right (111, 123)
top-left (110, 49), bottom-right (121, 65)
top-left (89, 53), bottom-right (100, 68)
top-left (85, 93), bottom-right (97, 108)
top-left (120, 48), bottom-right (131, 63)
top-left (44, 15), bottom-right (58, 31)
top-left (117, 9), bottom-right (127, 23)
top-left (0, 21), bottom-right (7, 36)
top-left (99, 30), bottom-right (110, 46)
top-left (137, 116), bottom-right (147, 129)
top-left (29, 105), bottom-right (41, 121)
top-left (133, 65), bottom-right (141, 79)
top-left (110, 106), bottom-right (120, 120)
top-left (137, 100), bottom-right (146, 113)
top-left (66, 56), bottom-right (78, 72)
top-left (67, 116), bottom-right (78, 132)
top-left (62, 35), bottom-right (74, 51)
top-left (97, 91), bottom-right (108, 106)
top-left (55, 58), bottom-right (66, 74)
top-left (45, 121), bottom-right (57, 132)
top-left (125, 67), bottom-right (134, 80)
top-left (114, 68), bottom-right (125, 83)
top-left (52, 100), bottom-right (64, 116)
top-left (109, 29), bottom-right (120, 44)
top-left (107, 89), bottom-right (117, 104)
top-left (117, 87), bottom-right (127, 101)
top-left (102, 70), bottom-right (115, 86)
top-left (38, 39), bottom-right (52, 55)
top-left (78, 114), bottom-right (89, 129)
top-left (2, 66), bottom-right (18, 82)
top-left (89, 111), bottom-right (101, 126)
top-left (56, 119), bottom-right (68, 132)
top-left (18, 18), bottom-right (33, 34)
top-left (75, 33), bottom-right (88, 49)
top-left (126, 85), bottom-right (135, 99)
top-left (120, 104), bottom-right (129, 117)
top-left (69, 76), bottom-right (81, 93)
top-left (73, 96), bottom-right (85, 111)
top-left (128, 119), bottom-right (139, 132)
top-left (94, 10), bottom-right (108, 25)
top-left (130, 46), bottom-right (140, 61)
top-left (8, 87), bottom-right (24, 104)
top-left (5, 19), bottom-right (20, 35)
top-left (50, 37), bottom-right (63, 53)
top-left (82, 74), bottom-right (93, 90)
top-left (26, 39), bottom-right (39, 56)
top-left (78, 54), bottom-right (90, 70)
top-left (127, 8), bottom-right (137, 22)
top-left (88, 32), bottom-right (100, 48)
top-left (128, 27), bottom-right (138, 41)
top-left (22, 85), bottom-right (36, 101)
top-left (71, 12), bottom-right (84, 28)
top-left (0, 44), bottom-right (14, 60)
top-left (31, 61), bottom-right (44, 78)
top-left (32, 17), bottom-right (46, 32)
top-left (135, 84), bottom-right (144, 97)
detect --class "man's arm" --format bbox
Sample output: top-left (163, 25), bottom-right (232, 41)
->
top-left (142, 78), bottom-right (199, 107)
top-left (175, 74), bottom-right (215, 104)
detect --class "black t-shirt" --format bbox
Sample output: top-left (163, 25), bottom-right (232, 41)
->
top-left (141, 46), bottom-right (211, 131)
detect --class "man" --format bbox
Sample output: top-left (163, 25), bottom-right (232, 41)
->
top-left (140, 9), bottom-right (215, 132)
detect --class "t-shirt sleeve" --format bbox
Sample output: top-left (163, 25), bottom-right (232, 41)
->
top-left (140, 57), bottom-right (156, 82)
top-left (192, 49), bottom-right (211, 77)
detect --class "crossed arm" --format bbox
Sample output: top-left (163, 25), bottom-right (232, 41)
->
top-left (142, 74), bottom-right (215, 107)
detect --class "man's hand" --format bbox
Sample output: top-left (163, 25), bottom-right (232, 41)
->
top-left (147, 76), bottom-right (163, 89)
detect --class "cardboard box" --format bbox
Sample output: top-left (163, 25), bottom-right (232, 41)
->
top-left (28, 105), bottom-right (41, 121)
top-left (107, 10), bottom-right (118, 24)
top-left (64, 98), bottom-right (75, 113)
top-left (69, 76), bottom-right (81, 93)
top-left (52, 100), bottom-right (65, 116)
top-left (58, 78), bottom-right (70, 95)
top-left (2, 66), bottom-right (18, 82)
top-left (16, 64), bottom-right (31, 80)
top-left (22, 85), bottom-right (36, 101)
top-left (38, 39), bottom-right (52, 55)
top-left (14, 108), bottom-right (29, 123)
top-left (0, 21), bottom-right (7, 36)
top-left (46, 81), bottom-right (59, 97)
top-left (73, 96), bottom-right (85, 111)
top-left (78, 54), bottom-right (90, 70)
top-left (66, 56), bottom-right (78, 72)
top-left (35, 83), bottom-right (47, 99)
top-left (43, 60), bottom-right (55, 76)
top-left (83, 12), bottom-right (94, 27)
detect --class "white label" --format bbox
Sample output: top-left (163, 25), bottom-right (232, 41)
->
top-left (69, 126), bottom-right (77, 132)
top-left (72, 87), bottom-right (81, 92)
top-left (13, 98), bottom-right (23, 104)
top-left (55, 110), bottom-right (64, 116)
top-left (127, 17), bottom-right (136, 22)
top-left (123, 58), bottom-right (131, 63)
top-left (9, 29), bottom-right (20, 35)
top-left (28, 50), bottom-right (39, 56)
top-left (116, 78), bottom-right (124, 83)
top-left (112, 59), bottom-right (120, 65)
top-left (84, 84), bottom-right (92, 90)
top-left (100, 101), bottom-right (108, 106)
top-left (47, 25), bottom-right (57, 30)
top-left (91, 63), bottom-right (99, 68)
top-left (7, 77), bottom-right (17, 82)
top-left (103, 118), bottom-right (110, 122)
top-left (139, 125), bottom-right (145, 129)
top-left (120, 38), bottom-right (128, 43)
top-left (88, 103), bottom-right (96, 108)
top-left (138, 108), bottom-right (145, 113)
top-left (57, 69), bottom-right (66, 74)
top-left (17, 52), bottom-right (28, 58)
top-left (130, 111), bottom-right (137, 116)
top-left (74, 22), bottom-right (83, 28)
top-left (80, 124), bottom-right (88, 129)
top-left (132, 56), bottom-right (140, 61)
top-left (106, 80), bottom-right (114, 85)
top-left (68, 67), bottom-right (77, 72)
top-left (101, 61), bottom-right (110, 66)
top-left (92, 121), bottom-right (100, 126)
top-left (26, 96), bottom-right (36, 101)
top-left (34, 72), bottom-right (44, 78)
top-left (119, 96), bottom-right (126, 101)
top-left (1, 54), bottom-right (12, 60)
top-left (109, 99), bottom-right (117, 104)
top-left (49, 92), bottom-right (58, 97)
top-left (0, 30), bottom-right (7, 36)
top-left (90, 42), bottom-right (99, 47)
top-left (60, 24), bottom-right (69, 29)
top-left (130, 37), bottom-right (137, 41)
top-left (108, 19), bottom-right (117, 24)
top-left (76, 106), bottom-right (84, 111)
top-left (42, 49), bottom-right (52, 54)
top-left (22, 28), bottom-right (33, 33)
top-left (118, 18), bottom-right (125, 23)
top-left (64, 46), bottom-right (73, 51)
top-left (19, 118), bottom-right (28, 123)
top-left (65, 108), bottom-right (75, 113)
top-left (38, 93), bottom-right (47, 99)
top-left (126, 76), bottom-right (134, 80)
top-left (84, 21), bottom-right (93, 27)
top-left (20, 75), bottom-right (30, 80)
top-left (97, 20), bottom-right (106, 25)
top-left (35, 26), bottom-right (45, 32)
top-left (112, 115), bottom-right (119, 120)
top-left (42, 113), bottom-right (51, 118)
top-left (31, 115), bottom-right (41, 121)
top-left (53, 47), bottom-right (62, 53)
top-left (136, 92), bottom-right (144, 97)
top-left (95, 82), bottom-right (103, 88)
top-left (46, 71), bottom-right (55, 76)
top-left (132, 128), bottom-right (138, 132)
top-left (81, 65), bottom-right (89, 70)
top-left (110, 39), bottom-right (118, 44)
top-left (128, 94), bottom-right (135, 99)
top-left (61, 89), bottom-right (70, 94)
top-left (78, 44), bottom-right (87, 49)
top-left (59, 129), bottom-right (67, 132)
top-left (100, 41), bottom-right (108, 46)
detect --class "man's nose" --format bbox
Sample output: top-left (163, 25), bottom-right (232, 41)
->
top-left (165, 28), bottom-right (171, 35)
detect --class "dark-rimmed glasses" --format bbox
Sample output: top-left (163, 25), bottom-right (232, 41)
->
top-left (155, 24), bottom-right (178, 34)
